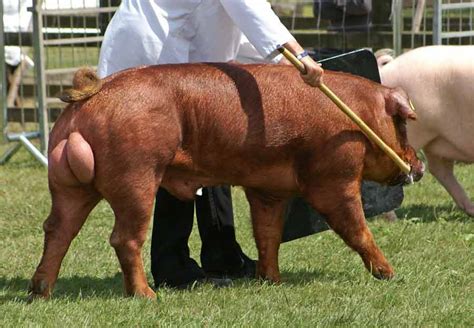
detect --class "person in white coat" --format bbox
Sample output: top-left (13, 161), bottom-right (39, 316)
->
top-left (97, 0), bottom-right (323, 289)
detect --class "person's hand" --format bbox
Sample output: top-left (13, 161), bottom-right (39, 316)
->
top-left (280, 41), bottom-right (324, 86)
top-left (300, 56), bottom-right (323, 87)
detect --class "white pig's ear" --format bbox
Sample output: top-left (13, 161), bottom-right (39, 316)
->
top-left (374, 48), bottom-right (394, 68)
top-left (376, 54), bottom-right (394, 68)
top-left (386, 87), bottom-right (417, 120)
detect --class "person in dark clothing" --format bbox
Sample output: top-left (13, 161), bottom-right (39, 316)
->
top-left (313, 0), bottom-right (373, 31)
top-left (151, 187), bottom-right (256, 288)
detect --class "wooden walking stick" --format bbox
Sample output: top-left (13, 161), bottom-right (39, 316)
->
top-left (277, 46), bottom-right (412, 175)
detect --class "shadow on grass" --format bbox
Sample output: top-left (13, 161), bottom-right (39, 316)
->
top-left (227, 268), bottom-right (359, 288)
top-left (0, 273), bottom-right (124, 303)
top-left (394, 204), bottom-right (471, 223)
top-left (281, 269), bottom-right (344, 285)
top-left (281, 268), bottom-right (381, 286)
top-left (1, 269), bottom-right (393, 302)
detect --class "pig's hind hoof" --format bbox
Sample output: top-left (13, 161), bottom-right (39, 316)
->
top-left (143, 286), bottom-right (157, 299)
top-left (129, 286), bottom-right (156, 300)
top-left (26, 292), bottom-right (48, 304)
top-left (27, 279), bottom-right (51, 302)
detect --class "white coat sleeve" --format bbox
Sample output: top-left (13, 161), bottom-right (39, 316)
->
top-left (219, 0), bottom-right (295, 62)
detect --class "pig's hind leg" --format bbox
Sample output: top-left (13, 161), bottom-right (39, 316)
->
top-left (29, 184), bottom-right (101, 300)
top-left (105, 172), bottom-right (159, 299)
top-left (103, 118), bottom-right (181, 298)
top-left (29, 135), bottom-right (101, 300)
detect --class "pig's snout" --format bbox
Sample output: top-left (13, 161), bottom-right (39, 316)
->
top-left (403, 161), bottom-right (425, 185)
top-left (390, 160), bottom-right (424, 186)
top-left (411, 161), bottom-right (425, 182)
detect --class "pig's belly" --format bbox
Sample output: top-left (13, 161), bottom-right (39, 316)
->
top-left (236, 165), bottom-right (299, 193)
top-left (161, 163), bottom-right (299, 201)
top-left (426, 137), bottom-right (474, 163)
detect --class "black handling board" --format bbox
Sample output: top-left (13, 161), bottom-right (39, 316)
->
top-left (282, 49), bottom-right (403, 242)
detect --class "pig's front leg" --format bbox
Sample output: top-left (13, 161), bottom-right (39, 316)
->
top-left (245, 189), bottom-right (287, 283)
top-left (425, 151), bottom-right (474, 216)
top-left (304, 180), bottom-right (394, 280)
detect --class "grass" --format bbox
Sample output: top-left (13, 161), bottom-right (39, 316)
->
top-left (0, 145), bottom-right (473, 327)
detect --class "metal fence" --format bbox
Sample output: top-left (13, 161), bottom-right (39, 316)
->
top-left (274, 0), bottom-right (473, 55)
top-left (392, 0), bottom-right (474, 55)
top-left (1, 0), bottom-right (118, 165)
top-left (433, 0), bottom-right (474, 44)
top-left (1, 0), bottom-right (473, 166)
top-left (273, 1), bottom-right (394, 53)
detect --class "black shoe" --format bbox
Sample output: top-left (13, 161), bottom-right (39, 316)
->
top-left (165, 277), bottom-right (233, 290)
top-left (202, 245), bottom-right (257, 280)
top-left (153, 256), bottom-right (234, 290)
top-left (233, 250), bottom-right (257, 279)
top-left (153, 257), bottom-right (205, 289)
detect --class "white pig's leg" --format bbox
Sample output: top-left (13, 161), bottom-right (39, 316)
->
top-left (425, 151), bottom-right (474, 216)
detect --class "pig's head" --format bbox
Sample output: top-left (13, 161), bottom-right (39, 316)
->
top-left (374, 48), bottom-right (395, 70)
top-left (363, 87), bottom-right (424, 186)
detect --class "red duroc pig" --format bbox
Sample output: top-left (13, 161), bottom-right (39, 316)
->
top-left (29, 64), bottom-right (424, 300)
top-left (378, 45), bottom-right (474, 217)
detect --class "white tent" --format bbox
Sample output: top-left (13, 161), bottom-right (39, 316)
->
top-left (3, 0), bottom-right (101, 65)
top-left (3, 0), bottom-right (100, 32)
top-left (3, 0), bottom-right (32, 32)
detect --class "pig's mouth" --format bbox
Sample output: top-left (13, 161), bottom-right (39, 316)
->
top-left (389, 162), bottom-right (425, 186)
top-left (389, 173), bottom-right (411, 186)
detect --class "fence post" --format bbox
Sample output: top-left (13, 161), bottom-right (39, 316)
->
top-left (392, 0), bottom-right (403, 56)
top-left (31, 0), bottom-right (49, 154)
top-left (432, 0), bottom-right (442, 45)
top-left (0, 0), bottom-right (6, 143)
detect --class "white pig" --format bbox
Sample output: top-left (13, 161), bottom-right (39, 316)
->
top-left (377, 45), bottom-right (474, 217)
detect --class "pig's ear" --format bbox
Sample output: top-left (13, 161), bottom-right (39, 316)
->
top-left (386, 87), bottom-right (417, 120)
top-left (374, 48), bottom-right (394, 69)
top-left (376, 54), bottom-right (394, 68)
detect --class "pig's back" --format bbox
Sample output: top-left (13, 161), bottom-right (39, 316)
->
top-left (380, 46), bottom-right (474, 123)
top-left (380, 46), bottom-right (474, 157)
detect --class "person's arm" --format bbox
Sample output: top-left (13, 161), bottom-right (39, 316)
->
top-left (220, 0), bottom-right (323, 86)
top-left (281, 40), bottom-right (323, 87)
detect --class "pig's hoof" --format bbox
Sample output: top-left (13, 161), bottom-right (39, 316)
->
top-left (371, 267), bottom-right (395, 280)
top-left (256, 271), bottom-right (281, 284)
top-left (27, 279), bottom-right (50, 303)
top-left (463, 204), bottom-right (474, 217)
top-left (131, 286), bottom-right (156, 300)
top-left (144, 286), bottom-right (156, 299)
top-left (26, 292), bottom-right (49, 304)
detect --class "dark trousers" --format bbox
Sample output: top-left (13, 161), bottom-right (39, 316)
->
top-left (151, 186), bottom-right (246, 287)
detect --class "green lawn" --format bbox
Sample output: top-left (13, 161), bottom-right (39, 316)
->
top-left (0, 145), bottom-right (473, 327)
